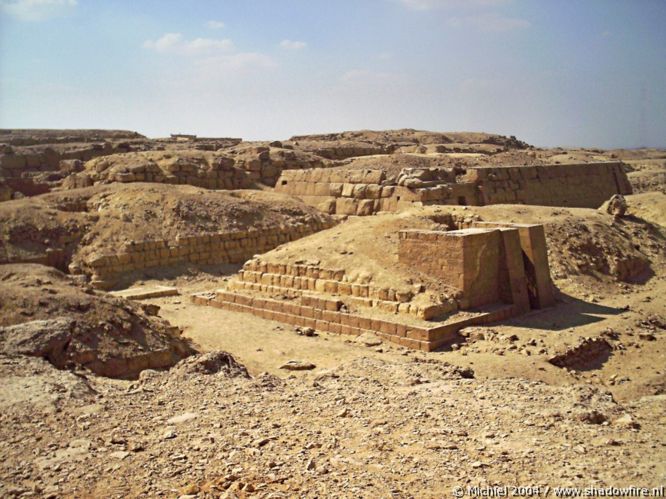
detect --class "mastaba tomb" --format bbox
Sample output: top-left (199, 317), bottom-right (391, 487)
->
top-left (274, 161), bottom-right (632, 215)
top-left (192, 212), bottom-right (556, 351)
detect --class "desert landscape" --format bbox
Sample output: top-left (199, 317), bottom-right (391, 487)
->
top-left (0, 127), bottom-right (664, 498)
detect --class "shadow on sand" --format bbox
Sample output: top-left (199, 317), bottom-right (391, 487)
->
top-left (502, 292), bottom-right (627, 332)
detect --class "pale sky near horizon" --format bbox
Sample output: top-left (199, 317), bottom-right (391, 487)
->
top-left (1, 0), bottom-right (665, 148)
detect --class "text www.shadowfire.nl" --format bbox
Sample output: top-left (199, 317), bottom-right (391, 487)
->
top-left (452, 486), bottom-right (665, 498)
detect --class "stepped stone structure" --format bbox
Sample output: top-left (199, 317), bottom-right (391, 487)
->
top-left (192, 221), bottom-right (555, 351)
top-left (274, 162), bottom-right (632, 215)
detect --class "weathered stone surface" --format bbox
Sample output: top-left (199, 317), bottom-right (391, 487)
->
top-left (280, 360), bottom-right (316, 371)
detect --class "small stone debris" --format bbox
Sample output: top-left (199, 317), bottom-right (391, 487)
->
top-left (614, 413), bottom-right (640, 430)
top-left (254, 437), bottom-right (271, 448)
top-left (295, 326), bottom-right (317, 337)
top-left (280, 360), bottom-right (316, 371)
top-left (129, 442), bottom-right (145, 452)
top-left (162, 429), bottom-right (177, 440)
top-left (110, 285), bottom-right (179, 300)
top-left (167, 412), bottom-right (198, 424)
top-left (355, 332), bottom-right (382, 347)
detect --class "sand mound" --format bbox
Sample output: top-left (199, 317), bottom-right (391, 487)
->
top-left (624, 192), bottom-right (666, 227)
top-left (284, 129), bottom-right (530, 161)
top-left (289, 129), bottom-right (530, 148)
top-left (0, 264), bottom-right (195, 378)
top-left (617, 150), bottom-right (666, 194)
top-left (0, 183), bottom-right (333, 286)
top-left (258, 204), bottom-right (663, 295)
top-left (259, 209), bottom-right (465, 300)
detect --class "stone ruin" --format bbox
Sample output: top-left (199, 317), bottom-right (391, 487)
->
top-left (83, 220), bottom-right (335, 290)
top-left (192, 219), bottom-right (555, 351)
top-left (190, 158), bottom-right (635, 352)
top-left (275, 161), bottom-right (632, 215)
top-left (0, 129), bottom-right (639, 352)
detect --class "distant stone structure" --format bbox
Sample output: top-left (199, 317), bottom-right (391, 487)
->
top-left (170, 134), bottom-right (197, 140)
top-left (275, 162), bottom-right (632, 215)
top-left (168, 134), bottom-right (243, 147)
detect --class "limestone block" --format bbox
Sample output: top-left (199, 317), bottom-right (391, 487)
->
top-left (329, 183), bottom-right (343, 196)
top-left (310, 169), bottom-right (325, 182)
top-left (363, 184), bottom-right (381, 199)
top-left (380, 186), bottom-right (395, 198)
top-left (341, 183), bottom-right (355, 197)
top-left (117, 253), bottom-right (132, 265)
top-left (352, 184), bottom-right (368, 199)
top-left (377, 301), bottom-right (399, 314)
top-left (318, 198), bottom-right (336, 214)
top-left (336, 198), bottom-right (358, 216)
top-left (330, 269), bottom-right (344, 280)
top-left (323, 281), bottom-right (338, 294)
top-left (356, 199), bottom-right (375, 216)
top-left (328, 171), bottom-right (344, 183)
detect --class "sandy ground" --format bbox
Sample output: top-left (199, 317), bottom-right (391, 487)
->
top-left (146, 260), bottom-right (665, 404)
top-left (1, 138), bottom-right (665, 497)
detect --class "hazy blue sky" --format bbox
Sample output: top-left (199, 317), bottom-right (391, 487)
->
top-left (1, 0), bottom-right (665, 147)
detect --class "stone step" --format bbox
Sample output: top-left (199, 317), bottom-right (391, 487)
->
top-left (191, 290), bottom-right (518, 352)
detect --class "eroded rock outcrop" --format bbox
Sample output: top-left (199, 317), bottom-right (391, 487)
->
top-left (0, 264), bottom-right (195, 378)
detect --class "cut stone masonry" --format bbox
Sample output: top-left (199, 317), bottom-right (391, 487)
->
top-left (74, 220), bottom-right (335, 290)
top-left (193, 221), bottom-right (555, 351)
top-left (274, 162), bottom-right (632, 215)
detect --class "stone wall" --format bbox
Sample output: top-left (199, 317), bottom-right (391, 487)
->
top-left (0, 143), bottom-right (133, 176)
top-left (467, 222), bottom-right (555, 309)
top-left (399, 229), bottom-right (502, 309)
top-left (229, 146), bottom-right (327, 187)
top-left (75, 157), bottom-right (252, 190)
top-left (467, 162), bottom-right (632, 208)
top-left (274, 162), bottom-right (633, 215)
top-left (78, 220), bottom-right (334, 289)
top-left (190, 221), bottom-right (554, 351)
top-left (0, 142), bottom-right (137, 197)
top-left (398, 224), bottom-right (553, 312)
top-left (275, 168), bottom-right (408, 215)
